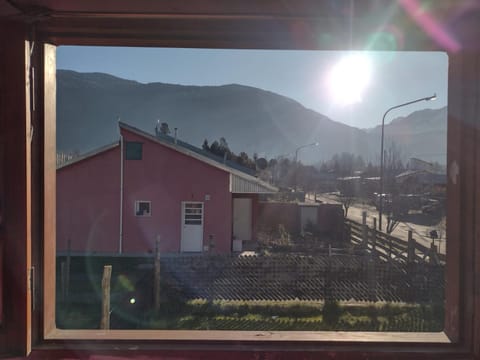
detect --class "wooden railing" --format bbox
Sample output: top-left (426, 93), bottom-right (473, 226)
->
top-left (346, 219), bottom-right (446, 265)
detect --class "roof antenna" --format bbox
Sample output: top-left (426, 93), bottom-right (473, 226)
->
top-left (117, 116), bottom-right (121, 134)
top-left (155, 119), bottom-right (160, 137)
top-left (174, 128), bottom-right (178, 144)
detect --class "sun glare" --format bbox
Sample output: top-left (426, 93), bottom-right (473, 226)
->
top-left (326, 54), bottom-right (372, 106)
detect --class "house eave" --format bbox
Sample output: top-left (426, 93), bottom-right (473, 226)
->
top-left (230, 173), bottom-right (278, 194)
top-left (56, 142), bottom-right (120, 170)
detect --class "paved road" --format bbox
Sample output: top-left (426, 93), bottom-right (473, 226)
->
top-left (310, 193), bottom-right (447, 255)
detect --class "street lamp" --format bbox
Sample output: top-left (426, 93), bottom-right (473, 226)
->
top-left (294, 142), bottom-right (319, 191)
top-left (378, 94), bottom-right (436, 231)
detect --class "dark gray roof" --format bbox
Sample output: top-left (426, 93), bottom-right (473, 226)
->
top-left (120, 122), bottom-right (278, 193)
top-left (154, 133), bottom-right (256, 176)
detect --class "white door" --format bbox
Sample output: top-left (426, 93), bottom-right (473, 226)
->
top-left (233, 198), bottom-right (252, 241)
top-left (181, 202), bottom-right (204, 252)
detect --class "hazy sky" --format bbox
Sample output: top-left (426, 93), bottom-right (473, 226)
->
top-left (57, 46), bottom-right (448, 129)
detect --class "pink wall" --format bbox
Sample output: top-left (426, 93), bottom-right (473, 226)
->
top-left (57, 146), bottom-right (121, 253)
top-left (121, 129), bottom-right (232, 253)
top-left (57, 127), bottom-right (240, 254)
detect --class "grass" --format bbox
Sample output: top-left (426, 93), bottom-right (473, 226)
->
top-left (57, 297), bottom-right (444, 332)
top-left (158, 299), bottom-right (444, 331)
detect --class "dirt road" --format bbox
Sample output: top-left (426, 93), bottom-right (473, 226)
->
top-left (310, 193), bottom-right (446, 254)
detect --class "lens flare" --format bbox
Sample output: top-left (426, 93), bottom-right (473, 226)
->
top-left (400, 0), bottom-right (460, 53)
top-left (326, 54), bottom-right (372, 106)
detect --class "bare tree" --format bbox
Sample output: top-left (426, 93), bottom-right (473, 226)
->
top-left (337, 178), bottom-right (356, 218)
top-left (386, 215), bottom-right (400, 234)
top-left (384, 141), bottom-right (405, 177)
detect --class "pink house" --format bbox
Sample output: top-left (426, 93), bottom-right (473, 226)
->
top-left (57, 122), bottom-right (277, 255)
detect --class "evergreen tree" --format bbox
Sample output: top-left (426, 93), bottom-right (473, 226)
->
top-left (202, 139), bottom-right (210, 151)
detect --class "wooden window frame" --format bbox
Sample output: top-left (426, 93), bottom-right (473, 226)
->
top-left (38, 17), bottom-right (480, 359)
top-left (1, 1), bottom-right (479, 358)
top-left (40, 44), bottom-right (474, 354)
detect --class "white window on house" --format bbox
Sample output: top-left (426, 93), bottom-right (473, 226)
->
top-left (135, 201), bottom-right (151, 216)
top-left (183, 202), bottom-right (203, 225)
top-left (125, 141), bottom-right (143, 160)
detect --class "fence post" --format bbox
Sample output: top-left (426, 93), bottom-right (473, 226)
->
top-left (66, 238), bottom-right (71, 299)
top-left (367, 257), bottom-right (376, 301)
top-left (362, 211), bottom-right (368, 248)
top-left (154, 236), bottom-right (161, 312)
top-left (370, 226), bottom-right (377, 253)
top-left (100, 265), bottom-right (112, 330)
top-left (406, 230), bottom-right (416, 301)
top-left (325, 249), bottom-right (333, 301)
top-left (60, 239), bottom-right (72, 302)
top-left (407, 231), bottom-right (415, 264)
top-left (430, 242), bottom-right (439, 265)
top-left (388, 236), bottom-right (393, 261)
top-left (60, 261), bottom-right (66, 301)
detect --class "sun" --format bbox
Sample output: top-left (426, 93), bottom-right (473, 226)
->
top-left (326, 53), bottom-right (372, 106)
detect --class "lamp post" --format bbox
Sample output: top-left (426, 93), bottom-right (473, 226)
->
top-left (378, 94), bottom-right (436, 231)
top-left (294, 142), bottom-right (319, 191)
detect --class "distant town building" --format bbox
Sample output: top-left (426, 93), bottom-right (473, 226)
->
top-left (408, 157), bottom-right (445, 173)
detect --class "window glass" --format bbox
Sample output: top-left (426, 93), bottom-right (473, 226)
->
top-left (125, 141), bottom-right (143, 160)
top-left (55, 47), bottom-right (447, 332)
top-left (135, 201), bottom-right (151, 216)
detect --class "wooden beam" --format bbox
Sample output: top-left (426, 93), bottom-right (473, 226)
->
top-left (42, 42), bottom-right (56, 338)
top-left (0, 18), bottom-right (31, 357)
top-left (4, 1), bottom-right (480, 358)
top-left (100, 265), bottom-right (112, 330)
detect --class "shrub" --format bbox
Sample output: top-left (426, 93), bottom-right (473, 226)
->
top-left (323, 300), bottom-right (341, 326)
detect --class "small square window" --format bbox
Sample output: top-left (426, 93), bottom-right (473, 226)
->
top-left (125, 141), bottom-right (143, 160)
top-left (135, 201), bottom-right (151, 216)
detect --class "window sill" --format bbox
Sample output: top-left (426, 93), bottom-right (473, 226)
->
top-left (45, 328), bottom-right (451, 343)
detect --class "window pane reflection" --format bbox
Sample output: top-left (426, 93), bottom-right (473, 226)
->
top-left (56, 48), bottom-right (447, 331)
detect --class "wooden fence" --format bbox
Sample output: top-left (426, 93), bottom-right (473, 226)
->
top-left (54, 217), bottom-right (446, 307)
top-left (159, 253), bottom-right (444, 303)
top-left (346, 218), bottom-right (446, 265)
top-left (56, 252), bottom-right (444, 305)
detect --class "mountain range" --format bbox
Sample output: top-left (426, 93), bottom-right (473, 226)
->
top-left (57, 70), bottom-right (447, 165)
